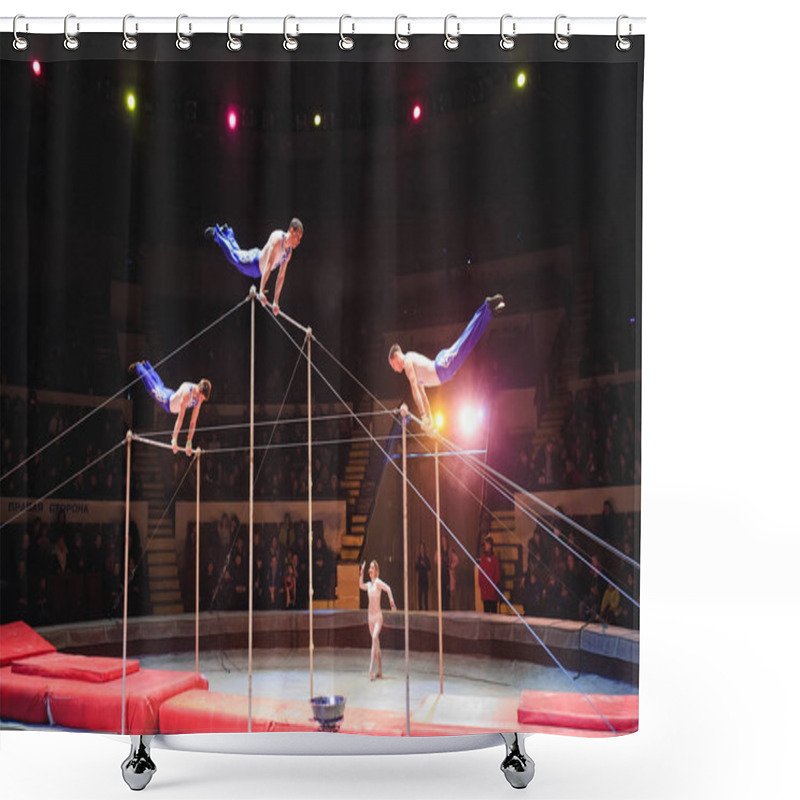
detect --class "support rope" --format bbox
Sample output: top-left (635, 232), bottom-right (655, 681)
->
top-left (262, 307), bottom-right (617, 733)
top-left (0, 297), bottom-right (249, 484)
top-left (0, 439), bottom-right (127, 531)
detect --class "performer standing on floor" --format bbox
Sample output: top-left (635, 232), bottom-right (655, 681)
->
top-left (129, 360), bottom-right (211, 455)
top-left (359, 560), bottom-right (396, 681)
top-left (205, 218), bottom-right (303, 316)
top-left (388, 294), bottom-right (505, 431)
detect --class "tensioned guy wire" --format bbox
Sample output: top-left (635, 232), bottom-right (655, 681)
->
top-left (0, 439), bottom-right (126, 530)
top-left (262, 303), bottom-right (617, 733)
top-left (400, 423), bottom-right (638, 609)
top-left (0, 296), bottom-right (249, 485)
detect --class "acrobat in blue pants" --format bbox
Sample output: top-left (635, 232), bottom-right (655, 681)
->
top-left (134, 361), bottom-right (174, 414)
top-left (434, 300), bottom-right (494, 384)
top-left (209, 224), bottom-right (262, 279)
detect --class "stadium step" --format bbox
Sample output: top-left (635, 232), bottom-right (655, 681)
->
top-left (152, 603), bottom-right (185, 616)
top-left (150, 589), bottom-right (182, 605)
top-left (147, 550), bottom-right (177, 566)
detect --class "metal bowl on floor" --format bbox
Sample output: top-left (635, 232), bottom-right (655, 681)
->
top-left (310, 695), bottom-right (346, 732)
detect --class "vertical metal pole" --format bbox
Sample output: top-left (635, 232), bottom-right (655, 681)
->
top-left (195, 449), bottom-right (200, 673)
top-left (435, 437), bottom-right (443, 694)
top-left (121, 430), bottom-right (132, 735)
top-left (248, 293), bottom-right (255, 732)
top-left (401, 405), bottom-right (410, 735)
top-left (307, 329), bottom-right (314, 700)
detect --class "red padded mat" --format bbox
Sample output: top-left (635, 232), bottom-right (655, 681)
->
top-left (0, 666), bottom-right (51, 724)
top-left (47, 668), bottom-right (209, 734)
top-left (517, 690), bottom-right (638, 733)
top-left (11, 653), bottom-right (140, 683)
top-left (159, 690), bottom-right (407, 736)
top-left (0, 622), bottom-right (56, 667)
top-left (159, 690), bottom-right (275, 733)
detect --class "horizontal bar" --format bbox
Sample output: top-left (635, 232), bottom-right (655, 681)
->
top-left (391, 449), bottom-right (487, 459)
top-left (0, 16), bottom-right (646, 36)
top-left (132, 433), bottom-right (198, 455)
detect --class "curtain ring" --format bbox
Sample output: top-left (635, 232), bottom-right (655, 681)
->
top-left (339, 15), bottom-right (354, 51)
top-left (122, 15), bottom-right (138, 51)
top-left (227, 15), bottom-right (242, 51)
top-left (500, 14), bottom-right (516, 50)
top-left (444, 14), bottom-right (460, 51)
top-left (616, 15), bottom-right (632, 51)
top-left (13, 15), bottom-right (29, 51)
top-left (64, 14), bottom-right (80, 51)
top-left (554, 14), bottom-right (570, 51)
top-left (176, 14), bottom-right (191, 50)
top-left (394, 15), bottom-right (410, 51)
top-left (283, 15), bottom-right (298, 51)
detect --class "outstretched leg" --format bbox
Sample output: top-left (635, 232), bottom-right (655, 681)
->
top-left (206, 223), bottom-right (263, 279)
top-left (369, 618), bottom-right (383, 680)
top-left (133, 361), bottom-right (173, 414)
top-left (433, 297), bottom-right (502, 384)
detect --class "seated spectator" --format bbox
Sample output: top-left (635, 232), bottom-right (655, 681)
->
top-left (600, 583), bottom-right (622, 625)
top-left (266, 554), bottom-right (283, 609)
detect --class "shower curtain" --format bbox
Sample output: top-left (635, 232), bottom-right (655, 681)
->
top-left (1, 26), bottom-right (642, 742)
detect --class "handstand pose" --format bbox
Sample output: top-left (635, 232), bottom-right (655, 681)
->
top-left (130, 361), bottom-right (211, 455)
top-left (205, 218), bottom-right (304, 315)
top-left (359, 560), bottom-right (396, 681)
top-left (388, 294), bottom-right (505, 430)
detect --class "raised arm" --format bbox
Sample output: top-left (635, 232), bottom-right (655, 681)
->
top-left (359, 562), bottom-right (368, 591)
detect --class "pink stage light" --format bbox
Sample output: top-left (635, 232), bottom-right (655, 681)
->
top-left (227, 108), bottom-right (238, 131)
top-left (32, 60), bottom-right (42, 77)
top-left (412, 104), bottom-right (422, 121)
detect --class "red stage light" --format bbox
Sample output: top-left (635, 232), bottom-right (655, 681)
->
top-left (227, 109), bottom-right (238, 131)
top-left (412, 104), bottom-right (422, 121)
top-left (32, 60), bottom-right (42, 77)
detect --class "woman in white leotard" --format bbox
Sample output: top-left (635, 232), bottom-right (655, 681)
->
top-left (359, 560), bottom-right (396, 681)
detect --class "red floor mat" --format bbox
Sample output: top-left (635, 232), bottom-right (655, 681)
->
top-left (517, 691), bottom-right (638, 733)
top-left (0, 666), bottom-right (52, 724)
top-left (11, 653), bottom-right (140, 683)
top-left (47, 668), bottom-right (209, 734)
top-left (0, 622), bottom-right (56, 667)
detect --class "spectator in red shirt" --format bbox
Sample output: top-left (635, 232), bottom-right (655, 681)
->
top-left (478, 535), bottom-right (502, 614)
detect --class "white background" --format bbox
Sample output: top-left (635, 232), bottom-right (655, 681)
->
top-left (2, 1), bottom-right (799, 798)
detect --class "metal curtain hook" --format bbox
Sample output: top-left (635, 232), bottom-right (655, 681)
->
top-left (500, 14), bottom-right (515, 50)
top-left (554, 14), bottom-right (570, 51)
top-left (444, 14), bottom-right (460, 51)
top-left (13, 15), bottom-right (29, 51)
top-left (339, 15), bottom-right (354, 50)
top-left (616, 15), bottom-right (632, 51)
top-left (395, 15), bottom-right (410, 50)
top-left (283, 15), bottom-right (298, 51)
top-left (64, 13), bottom-right (79, 51)
top-left (122, 15), bottom-right (138, 51)
top-left (176, 14), bottom-right (192, 50)
top-left (227, 15), bottom-right (242, 51)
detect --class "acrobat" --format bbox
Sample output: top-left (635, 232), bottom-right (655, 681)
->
top-left (130, 361), bottom-right (211, 455)
top-left (205, 219), bottom-right (304, 315)
top-left (359, 560), bottom-right (396, 681)
top-left (388, 294), bottom-right (505, 430)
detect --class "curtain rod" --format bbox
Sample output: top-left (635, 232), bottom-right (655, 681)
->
top-left (1, 15), bottom-right (646, 37)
